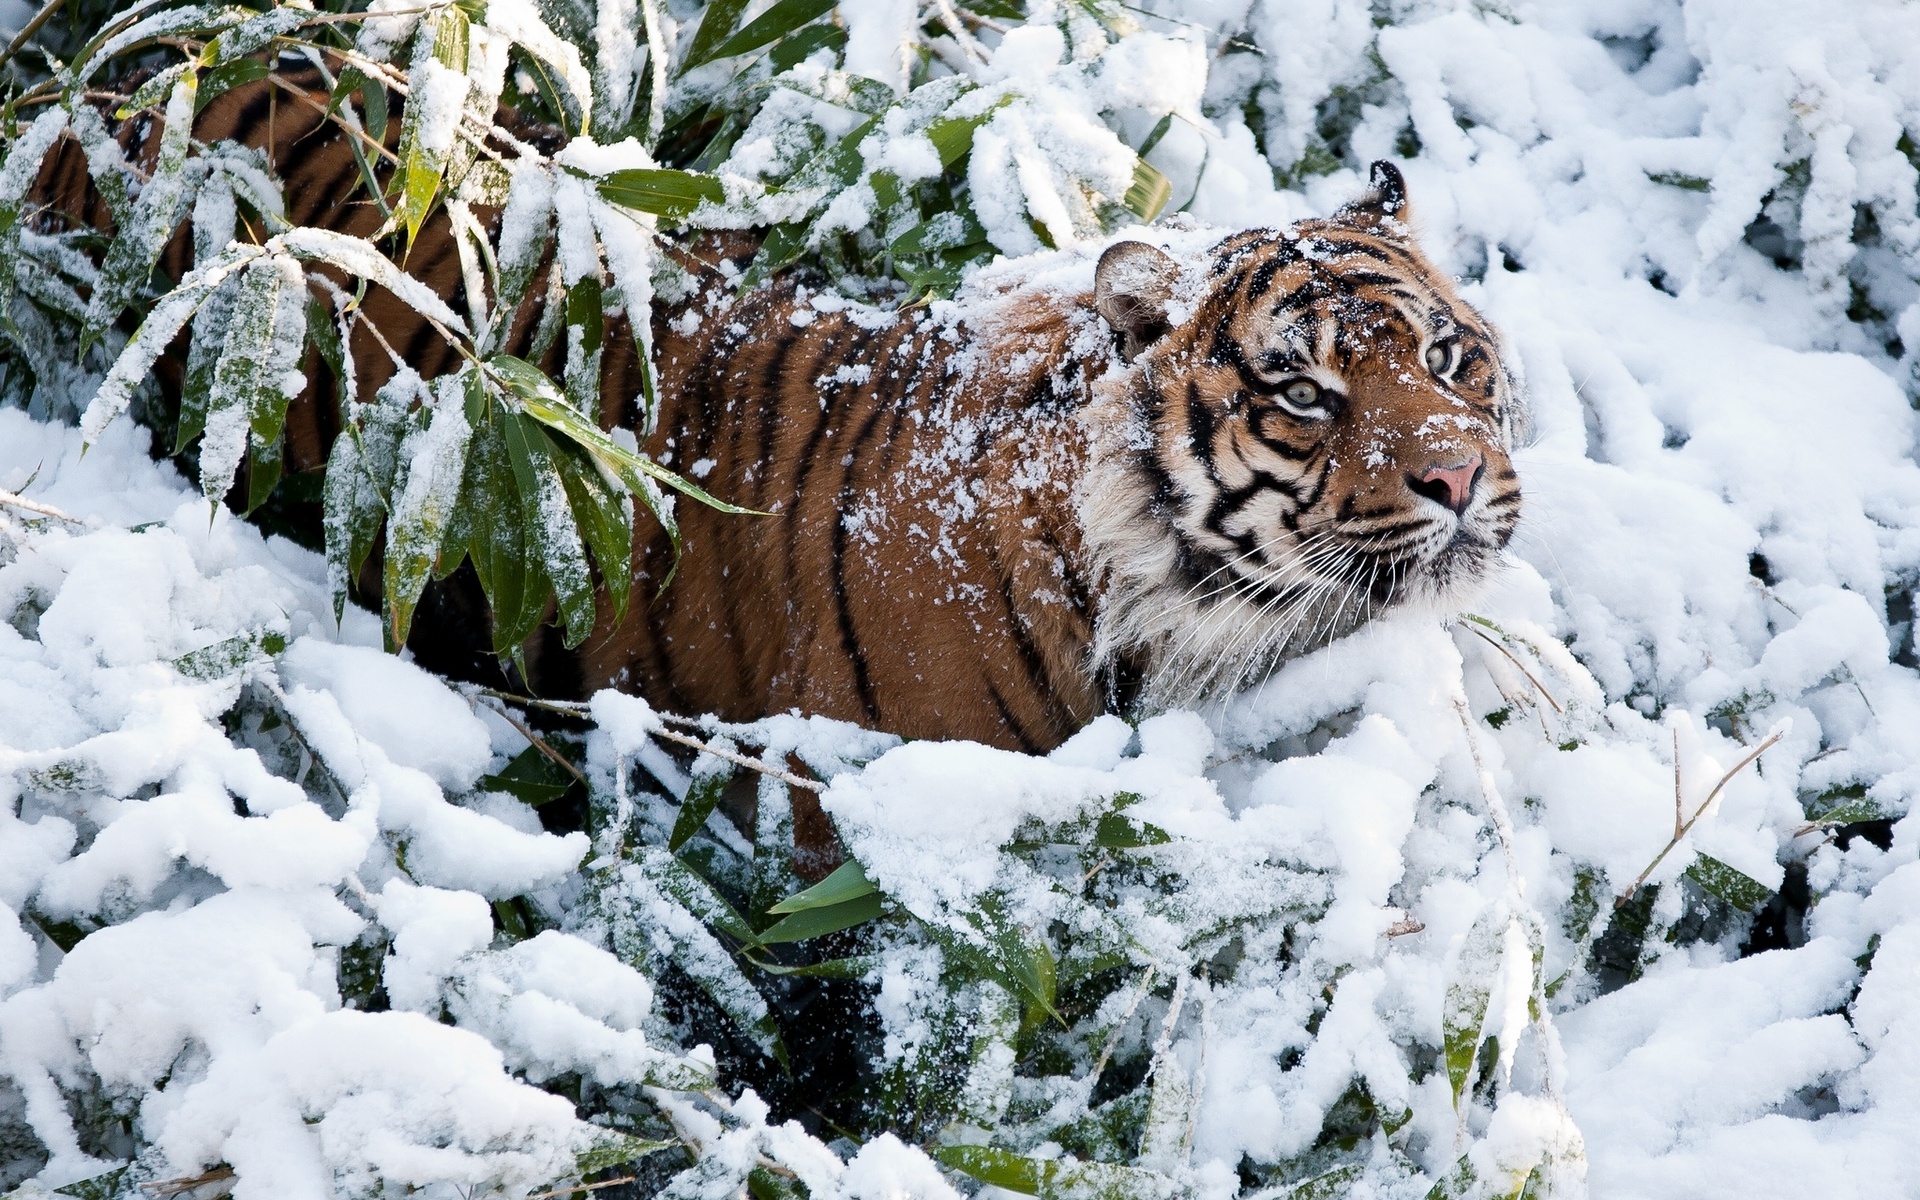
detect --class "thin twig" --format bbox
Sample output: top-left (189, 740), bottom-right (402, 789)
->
top-left (0, 488), bottom-right (84, 524)
top-left (267, 73), bottom-right (400, 166)
top-left (470, 695), bottom-right (590, 787)
top-left (1616, 729), bottom-right (1784, 909)
top-left (141, 1166), bottom-right (234, 1197)
top-left (459, 684), bottom-right (821, 792)
top-left (1671, 728), bottom-right (1683, 841)
top-left (650, 725), bottom-right (823, 793)
top-left (524, 1177), bottom-right (639, 1200)
top-left (1462, 619), bottom-right (1564, 715)
top-left (0, 0), bottom-right (67, 77)
top-left (1088, 965), bottom-right (1158, 1092)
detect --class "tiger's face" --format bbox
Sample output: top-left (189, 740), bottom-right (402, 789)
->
top-left (1086, 163), bottom-right (1523, 705)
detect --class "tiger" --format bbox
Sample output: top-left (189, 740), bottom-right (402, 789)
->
top-left (27, 74), bottom-right (1524, 754)
top-left (582, 165), bottom-right (1525, 751)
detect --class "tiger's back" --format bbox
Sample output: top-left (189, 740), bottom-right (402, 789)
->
top-left (588, 246), bottom-right (1107, 750)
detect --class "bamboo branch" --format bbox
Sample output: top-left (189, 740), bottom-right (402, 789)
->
top-left (0, 488), bottom-right (85, 524)
top-left (0, 0), bottom-right (67, 77)
top-left (1616, 729), bottom-right (1784, 909)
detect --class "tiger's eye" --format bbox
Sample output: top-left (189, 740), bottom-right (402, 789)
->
top-left (1282, 379), bottom-right (1320, 408)
top-left (1425, 341), bottom-right (1453, 374)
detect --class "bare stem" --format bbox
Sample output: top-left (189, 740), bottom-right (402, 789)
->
top-left (0, 0), bottom-right (67, 77)
top-left (1616, 729), bottom-right (1784, 909)
top-left (1462, 618), bottom-right (1564, 715)
top-left (524, 1176), bottom-right (639, 1200)
top-left (0, 488), bottom-right (85, 525)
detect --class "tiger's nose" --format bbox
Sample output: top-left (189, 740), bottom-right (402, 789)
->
top-left (1409, 454), bottom-right (1483, 515)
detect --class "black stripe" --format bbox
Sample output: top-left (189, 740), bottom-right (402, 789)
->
top-left (987, 683), bottom-right (1044, 754)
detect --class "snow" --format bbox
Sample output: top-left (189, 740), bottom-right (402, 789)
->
top-left (12, 0), bottom-right (1920, 1196)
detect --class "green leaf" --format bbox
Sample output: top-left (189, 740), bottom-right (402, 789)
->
top-left (768, 859), bottom-right (877, 914)
top-left (173, 628), bottom-right (285, 680)
top-left (1122, 157), bottom-right (1172, 223)
top-left (394, 5), bottom-right (472, 245)
top-left (384, 377), bottom-right (475, 650)
top-left (680, 0), bottom-right (751, 72)
top-left (1808, 798), bottom-right (1891, 826)
top-left (891, 211), bottom-right (988, 256)
top-left (1094, 812), bottom-right (1170, 849)
top-left (738, 221), bottom-right (809, 291)
top-left (1442, 904), bottom-right (1504, 1109)
top-left (756, 892), bottom-right (884, 944)
top-left (769, 22), bottom-right (846, 72)
top-left (925, 103), bottom-right (1003, 170)
top-left (669, 756), bottom-right (734, 851)
top-left (690, 0), bottom-right (835, 68)
top-left (1685, 854), bottom-right (1774, 913)
top-left (633, 846), bottom-right (761, 948)
top-left (563, 274), bottom-right (605, 417)
top-left (492, 354), bottom-right (759, 514)
top-left (594, 167), bottom-right (725, 223)
top-left (932, 1146), bottom-right (1177, 1200)
top-left (81, 72), bottom-right (198, 355)
top-left (551, 439), bottom-right (634, 625)
top-left (480, 744), bottom-right (575, 806)
top-left (460, 415), bottom-right (534, 656)
top-left (576, 1133), bottom-right (676, 1176)
top-left (945, 894), bottom-right (1059, 1022)
top-left (54, 1166), bottom-right (132, 1200)
top-left (198, 57), bottom-right (270, 112)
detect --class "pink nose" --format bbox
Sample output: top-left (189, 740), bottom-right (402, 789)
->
top-left (1411, 454), bottom-right (1483, 515)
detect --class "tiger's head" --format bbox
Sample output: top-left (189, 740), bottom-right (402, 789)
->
top-left (1080, 162), bottom-right (1524, 707)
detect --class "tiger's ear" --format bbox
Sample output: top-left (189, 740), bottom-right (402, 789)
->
top-left (1335, 160), bottom-right (1412, 231)
top-left (1096, 241), bottom-right (1180, 363)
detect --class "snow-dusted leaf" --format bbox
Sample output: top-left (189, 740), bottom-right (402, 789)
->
top-left (80, 73), bottom-right (198, 354)
top-left (1684, 854), bottom-right (1773, 913)
top-left (0, 108), bottom-right (73, 315)
top-left (498, 406), bottom-right (594, 648)
top-left (599, 850), bottom-right (787, 1064)
top-left (80, 244), bottom-right (264, 446)
top-left (1443, 903), bottom-right (1506, 1110)
top-left (383, 370), bottom-right (475, 648)
top-left (278, 227), bottom-right (468, 334)
top-left (934, 1145), bottom-right (1178, 1200)
top-left (394, 4), bottom-right (472, 245)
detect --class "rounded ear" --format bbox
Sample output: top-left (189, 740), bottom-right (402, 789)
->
top-left (1334, 160), bottom-right (1412, 230)
top-left (1095, 241), bottom-right (1180, 362)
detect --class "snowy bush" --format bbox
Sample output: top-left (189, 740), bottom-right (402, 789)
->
top-left (8, 0), bottom-right (1920, 1198)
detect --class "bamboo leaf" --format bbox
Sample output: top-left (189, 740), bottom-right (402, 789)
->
top-left (200, 257), bottom-right (286, 503)
top-left (593, 167), bottom-right (725, 223)
top-left (460, 414), bottom-right (534, 656)
top-left (393, 4), bottom-right (471, 245)
top-left (1442, 904), bottom-right (1506, 1110)
top-left (680, 0), bottom-right (750, 71)
top-left (755, 893), bottom-right (883, 944)
top-left (933, 1146), bottom-right (1178, 1200)
top-left (550, 438), bottom-right (634, 625)
top-left (768, 860), bottom-right (877, 914)
top-left (669, 754), bottom-right (735, 851)
top-left (687, 0), bottom-right (834, 68)
top-left (383, 374), bottom-right (475, 649)
top-left (490, 354), bottom-right (759, 514)
top-left (480, 744), bottom-right (575, 806)
top-left (81, 72), bottom-right (198, 356)
top-left (1684, 854), bottom-right (1773, 913)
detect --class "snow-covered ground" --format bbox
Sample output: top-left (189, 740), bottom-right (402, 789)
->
top-left (9, 0), bottom-right (1920, 1197)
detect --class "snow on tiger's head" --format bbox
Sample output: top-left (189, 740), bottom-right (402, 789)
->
top-left (1078, 163), bottom-right (1525, 708)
